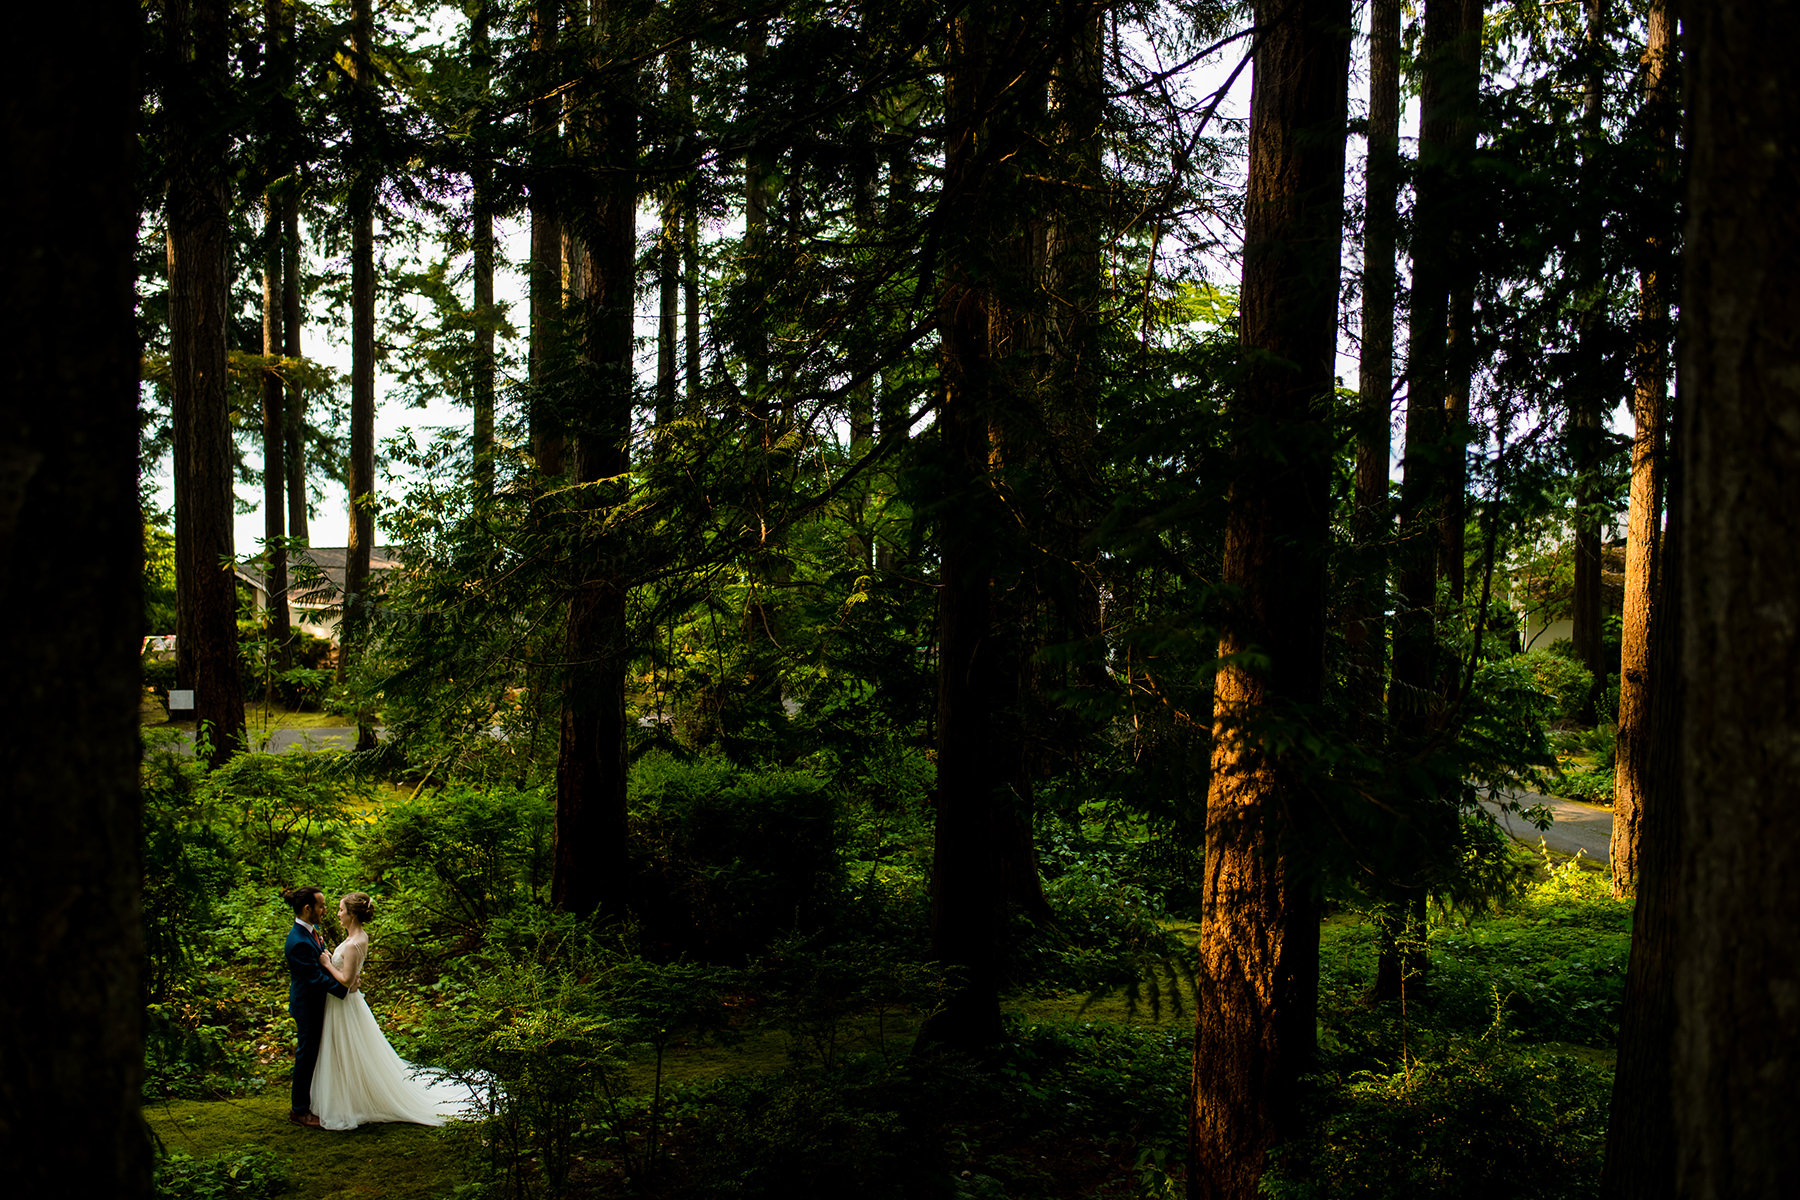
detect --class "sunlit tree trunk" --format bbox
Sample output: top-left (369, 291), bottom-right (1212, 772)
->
top-left (1, 6), bottom-right (146, 1193)
top-left (167, 0), bottom-right (246, 765)
top-left (1609, 2), bottom-right (1674, 901)
top-left (1187, 4), bottom-right (1349, 1197)
top-left (553, 3), bottom-right (636, 918)
top-left (1600, 289), bottom-right (1680, 1199)
top-left (1669, 2), bottom-right (1800, 1193)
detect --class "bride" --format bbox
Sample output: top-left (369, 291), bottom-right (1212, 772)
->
top-left (310, 892), bottom-right (470, 1131)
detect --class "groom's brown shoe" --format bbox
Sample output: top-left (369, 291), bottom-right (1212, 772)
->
top-left (289, 1111), bottom-right (322, 1128)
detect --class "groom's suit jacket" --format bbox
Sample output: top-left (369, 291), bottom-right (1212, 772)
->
top-left (286, 921), bottom-right (349, 1021)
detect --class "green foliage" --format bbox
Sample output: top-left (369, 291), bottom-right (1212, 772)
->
top-left (153, 1145), bottom-right (291, 1200)
top-left (1022, 820), bottom-right (1197, 1015)
top-left (208, 750), bottom-right (363, 884)
top-left (1519, 647), bottom-right (1597, 725)
top-left (425, 945), bottom-right (627, 1198)
top-left (629, 753), bottom-right (840, 963)
top-left (357, 782), bottom-right (553, 963)
top-left (1264, 1045), bottom-right (1611, 1200)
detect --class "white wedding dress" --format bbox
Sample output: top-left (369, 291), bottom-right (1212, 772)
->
top-left (311, 936), bottom-right (471, 1131)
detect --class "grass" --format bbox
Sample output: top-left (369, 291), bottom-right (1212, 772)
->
top-left (146, 1092), bottom-right (464, 1200)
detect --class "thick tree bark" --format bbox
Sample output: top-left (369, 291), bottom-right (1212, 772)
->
top-left (0, 4), bottom-right (147, 1192)
top-left (342, 0), bottom-right (376, 697)
top-left (1669, 3), bottom-right (1800, 1195)
top-left (167, 0), bottom-right (246, 764)
top-left (1350, 0), bottom-right (1400, 726)
top-left (1609, 2), bottom-right (1674, 901)
top-left (552, 11), bottom-right (636, 918)
top-left (529, 0), bottom-right (566, 477)
top-left (1599, 345), bottom-right (1681, 1199)
top-left (471, 4), bottom-right (496, 499)
top-left (1187, 4), bottom-right (1348, 1197)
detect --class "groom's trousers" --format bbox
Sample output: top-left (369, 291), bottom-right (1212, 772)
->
top-left (290, 1003), bottom-right (326, 1116)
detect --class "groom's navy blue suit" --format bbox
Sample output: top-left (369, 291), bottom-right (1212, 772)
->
top-left (287, 920), bottom-right (348, 1118)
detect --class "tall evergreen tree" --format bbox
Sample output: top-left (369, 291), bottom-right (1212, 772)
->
top-left (167, 0), bottom-right (247, 764)
top-left (1609, 0), bottom-right (1675, 900)
top-left (552, 0), bottom-right (639, 917)
top-left (1187, 2), bottom-right (1349, 1196)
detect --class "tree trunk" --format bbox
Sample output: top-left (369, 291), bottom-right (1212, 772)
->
top-left (1438, 1), bottom-right (1483, 605)
top-left (1609, 2), bottom-right (1674, 901)
top-left (283, 185), bottom-right (307, 542)
top-left (529, 0), bottom-right (566, 478)
top-left (260, 0), bottom-right (291, 675)
top-left (471, 4), bottom-right (496, 499)
top-left (1187, 5), bottom-right (1348, 1197)
top-left (1568, 0), bottom-right (1608, 721)
top-left (655, 135), bottom-right (679, 439)
top-left (0, 7), bottom-right (147, 1193)
top-left (675, 46), bottom-right (700, 405)
top-left (552, 9), bottom-right (636, 918)
top-left (1599, 301), bottom-right (1681, 1199)
top-left (167, 0), bottom-right (246, 765)
top-left (341, 0), bottom-right (376, 702)
top-left (1669, 3), bottom-right (1800, 1194)
top-left (1350, 0), bottom-right (1400, 726)
top-left (261, 191), bottom-right (290, 674)
top-left (917, 5), bottom-right (1048, 1053)
top-left (1378, 0), bottom-right (1480, 1002)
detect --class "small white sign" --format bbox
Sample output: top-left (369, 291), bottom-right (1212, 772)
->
top-left (167, 690), bottom-right (195, 710)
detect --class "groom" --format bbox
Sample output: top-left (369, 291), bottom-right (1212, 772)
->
top-left (284, 886), bottom-right (350, 1128)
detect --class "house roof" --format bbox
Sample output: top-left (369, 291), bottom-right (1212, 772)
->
top-left (237, 546), bottom-right (401, 609)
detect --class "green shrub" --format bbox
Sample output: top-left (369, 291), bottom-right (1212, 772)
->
top-left (358, 783), bottom-right (553, 962)
top-left (154, 1145), bottom-right (291, 1199)
top-left (208, 749), bottom-right (362, 885)
top-left (629, 752), bottom-right (839, 962)
top-left (1516, 649), bottom-right (1595, 724)
top-left (1264, 1045), bottom-right (1611, 1200)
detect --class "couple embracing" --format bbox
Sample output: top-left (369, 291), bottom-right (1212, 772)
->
top-left (283, 886), bottom-right (467, 1130)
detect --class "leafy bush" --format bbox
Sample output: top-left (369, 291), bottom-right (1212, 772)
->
top-left (154, 1145), bottom-right (291, 1199)
top-left (1517, 649), bottom-right (1596, 724)
top-left (208, 749), bottom-right (363, 884)
top-left (1023, 824), bottom-right (1196, 1012)
top-left (357, 783), bottom-right (553, 962)
top-left (629, 753), bottom-right (839, 962)
top-left (425, 946), bottom-right (629, 1197)
top-left (1264, 1044), bottom-right (1611, 1200)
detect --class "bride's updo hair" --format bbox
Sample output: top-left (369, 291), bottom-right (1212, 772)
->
top-left (282, 886), bottom-right (325, 914)
top-left (342, 892), bottom-right (375, 925)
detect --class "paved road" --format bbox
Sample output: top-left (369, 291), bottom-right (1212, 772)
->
top-left (1479, 790), bottom-right (1613, 864)
top-left (157, 725), bottom-right (385, 755)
